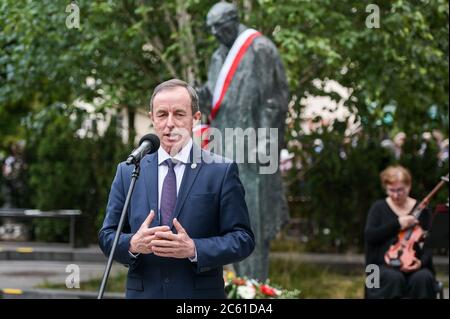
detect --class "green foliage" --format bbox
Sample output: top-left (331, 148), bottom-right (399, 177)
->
top-left (255, 0), bottom-right (449, 133)
top-left (92, 116), bottom-right (130, 233)
top-left (23, 103), bottom-right (127, 243)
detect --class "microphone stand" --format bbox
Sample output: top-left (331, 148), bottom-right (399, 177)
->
top-left (97, 163), bottom-right (141, 299)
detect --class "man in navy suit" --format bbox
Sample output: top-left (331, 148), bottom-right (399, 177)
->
top-left (99, 79), bottom-right (255, 298)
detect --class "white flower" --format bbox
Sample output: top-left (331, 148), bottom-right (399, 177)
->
top-left (274, 288), bottom-right (282, 296)
top-left (237, 285), bottom-right (256, 299)
top-left (248, 279), bottom-right (259, 286)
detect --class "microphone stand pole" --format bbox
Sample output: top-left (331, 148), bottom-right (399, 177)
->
top-left (97, 163), bottom-right (140, 299)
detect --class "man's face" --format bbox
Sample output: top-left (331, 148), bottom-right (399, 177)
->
top-left (149, 87), bottom-right (201, 154)
top-left (207, 17), bottom-right (239, 47)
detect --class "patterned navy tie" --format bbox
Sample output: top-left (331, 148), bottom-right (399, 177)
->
top-left (160, 159), bottom-right (177, 225)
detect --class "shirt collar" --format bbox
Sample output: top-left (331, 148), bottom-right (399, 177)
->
top-left (158, 138), bottom-right (192, 166)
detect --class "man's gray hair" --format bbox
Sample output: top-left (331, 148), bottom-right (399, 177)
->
top-left (149, 79), bottom-right (199, 114)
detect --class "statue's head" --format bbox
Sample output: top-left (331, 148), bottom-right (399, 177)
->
top-left (206, 2), bottom-right (240, 47)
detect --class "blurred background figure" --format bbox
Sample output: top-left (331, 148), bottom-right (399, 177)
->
top-left (381, 132), bottom-right (406, 160)
top-left (1, 142), bottom-right (26, 209)
top-left (432, 130), bottom-right (449, 165)
top-left (279, 149), bottom-right (295, 174)
top-left (0, 141), bottom-right (29, 241)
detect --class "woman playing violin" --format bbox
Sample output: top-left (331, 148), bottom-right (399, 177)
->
top-left (364, 165), bottom-right (436, 298)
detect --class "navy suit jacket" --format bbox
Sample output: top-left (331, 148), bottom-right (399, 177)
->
top-left (99, 144), bottom-right (255, 299)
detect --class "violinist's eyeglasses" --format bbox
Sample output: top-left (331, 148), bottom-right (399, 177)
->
top-left (387, 187), bottom-right (406, 194)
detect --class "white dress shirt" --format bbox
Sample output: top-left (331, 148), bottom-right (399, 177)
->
top-left (157, 138), bottom-right (192, 211)
top-left (129, 138), bottom-right (197, 262)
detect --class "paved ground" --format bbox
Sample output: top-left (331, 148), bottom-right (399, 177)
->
top-left (0, 260), bottom-right (125, 289)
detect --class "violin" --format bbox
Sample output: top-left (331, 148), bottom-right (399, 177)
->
top-left (384, 174), bottom-right (449, 272)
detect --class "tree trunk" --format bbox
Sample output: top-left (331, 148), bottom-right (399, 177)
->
top-left (176, 0), bottom-right (199, 84)
top-left (127, 106), bottom-right (136, 146)
top-left (242, 0), bottom-right (252, 23)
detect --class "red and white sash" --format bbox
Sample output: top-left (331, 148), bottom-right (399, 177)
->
top-left (210, 28), bottom-right (261, 120)
top-left (194, 28), bottom-right (261, 148)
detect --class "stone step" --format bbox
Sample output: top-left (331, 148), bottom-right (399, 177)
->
top-left (0, 242), bottom-right (106, 262)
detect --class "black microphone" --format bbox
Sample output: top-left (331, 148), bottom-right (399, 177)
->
top-left (126, 134), bottom-right (160, 165)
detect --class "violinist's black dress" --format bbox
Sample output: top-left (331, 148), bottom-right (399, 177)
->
top-left (364, 200), bottom-right (436, 299)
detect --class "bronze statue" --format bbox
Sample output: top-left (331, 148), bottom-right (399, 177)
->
top-left (197, 2), bottom-right (289, 280)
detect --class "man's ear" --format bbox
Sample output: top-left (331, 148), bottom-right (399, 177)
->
top-left (148, 111), bottom-right (153, 123)
top-left (193, 111), bottom-right (202, 124)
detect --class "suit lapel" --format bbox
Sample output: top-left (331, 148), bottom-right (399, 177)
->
top-left (143, 152), bottom-right (159, 225)
top-left (170, 144), bottom-right (203, 228)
